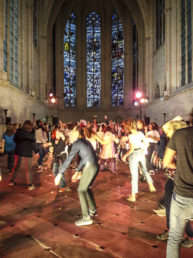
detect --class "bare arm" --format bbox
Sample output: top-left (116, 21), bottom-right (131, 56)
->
top-left (163, 147), bottom-right (176, 169)
top-left (121, 139), bottom-right (134, 162)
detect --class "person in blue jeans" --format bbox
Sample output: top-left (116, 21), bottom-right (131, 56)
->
top-left (3, 124), bottom-right (16, 172)
top-left (163, 124), bottom-right (193, 258)
top-left (55, 126), bottom-right (99, 226)
top-left (121, 119), bottom-right (156, 202)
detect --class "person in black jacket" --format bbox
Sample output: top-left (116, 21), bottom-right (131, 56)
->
top-left (8, 120), bottom-right (36, 190)
top-left (52, 129), bottom-right (70, 192)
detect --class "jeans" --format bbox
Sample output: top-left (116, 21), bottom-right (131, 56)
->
top-left (129, 149), bottom-right (153, 194)
top-left (10, 154), bottom-right (33, 185)
top-left (6, 150), bottom-right (15, 171)
top-left (166, 193), bottom-right (193, 258)
top-left (36, 143), bottom-right (45, 166)
top-left (53, 159), bottom-right (66, 189)
top-left (146, 143), bottom-right (158, 170)
top-left (78, 162), bottom-right (98, 217)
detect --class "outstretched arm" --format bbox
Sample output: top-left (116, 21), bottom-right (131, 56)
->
top-left (163, 147), bottom-right (176, 169)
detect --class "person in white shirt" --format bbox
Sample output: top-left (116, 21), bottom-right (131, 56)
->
top-left (122, 119), bottom-right (156, 202)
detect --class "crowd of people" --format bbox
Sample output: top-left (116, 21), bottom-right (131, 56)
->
top-left (0, 113), bottom-right (193, 257)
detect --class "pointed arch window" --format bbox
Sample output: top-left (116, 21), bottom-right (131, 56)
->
top-left (132, 19), bottom-right (138, 91)
top-left (86, 12), bottom-right (101, 107)
top-left (63, 13), bottom-right (76, 106)
top-left (111, 10), bottom-right (124, 107)
top-left (156, 0), bottom-right (165, 49)
top-left (181, 0), bottom-right (192, 86)
top-left (3, 0), bottom-right (8, 72)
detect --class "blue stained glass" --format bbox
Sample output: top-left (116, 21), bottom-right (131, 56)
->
top-left (111, 10), bottom-right (124, 106)
top-left (10, 0), bottom-right (14, 82)
top-left (3, 0), bottom-right (8, 71)
top-left (14, 0), bottom-right (18, 85)
top-left (64, 13), bottom-right (76, 106)
top-left (86, 12), bottom-right (101, 107)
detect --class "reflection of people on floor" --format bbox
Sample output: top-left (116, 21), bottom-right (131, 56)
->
top-left (122, 119), bottom-right (156, 202)
top-left (55, 126), bottom-right (99, 226)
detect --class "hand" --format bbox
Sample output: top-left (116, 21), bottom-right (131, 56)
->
top-left (55, 173), bottom-right (62, 186)
top-left (121, 156), bottom-right (126, 163)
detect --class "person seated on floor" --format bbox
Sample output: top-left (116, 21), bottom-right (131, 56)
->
top-left (55, 125), bottom-right (99, 226)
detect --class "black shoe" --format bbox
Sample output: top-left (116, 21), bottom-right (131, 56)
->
top-left (139, 175), bottom-right (147, 183)
top-left (156, 230), bottom-right (169, 241)
top-left (181, 237), bottom-right (193, 248)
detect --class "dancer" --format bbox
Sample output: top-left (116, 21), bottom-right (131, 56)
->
top-left (122, 119), bottom-right (156, 202)
top-left (9, 120), bottom-right (36, 190)
top-left (55, 126), bottom-right (99, 226)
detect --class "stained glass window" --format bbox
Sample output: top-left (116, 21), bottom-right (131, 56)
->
top-left (64, 13), bottom-right (76, 107)
top-left (3, 0), bottom-right (8, 72)
top-left (187, 0), bottom-right (192, 83)
top-left (181, 0), bottom-right (192, 86)
top-left (181, 0), bottom-right (186, 85)
top-left (86, 12), bottom-right (101, 107)
top-left (10, 0), bottom-right (14, 82)
top-left (14, 0), bottom-right (18, 85)
top-left (132, 19), bottom-right (138, 91)
top-left (33, 0), bottom-right (37, 47)
top-left (111, 10), bottom-right (124, 107)
top-left (156, 0), bottom-right (165, 49)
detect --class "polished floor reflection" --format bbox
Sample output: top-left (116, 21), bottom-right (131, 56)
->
top-left (0, 156), bottom-right (192, 258)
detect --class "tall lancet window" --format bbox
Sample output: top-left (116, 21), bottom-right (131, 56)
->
top-left (14, 0), bottom-right (18, 85)
top-left (63, 13), bottom-right (76, 107)
top-left (3, 0), bottom-right (8, 72)
top-left (10, 0), bottom-right (18, 85)
top-left (86, 12), bottom-right (101, 107)
top-left (132, 19), bottom-right (138, 91)
top-left (181, 0), bottom-right (192, 86)
top-left (10, 0), bottom-right (14, 82)
top-left (111, 10), bottom-right (124, 107)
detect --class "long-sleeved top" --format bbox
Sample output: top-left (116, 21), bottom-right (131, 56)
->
top-left (14, 128), bottom-right (36, 157)
top-left (59, 138), bottom-right (98, 174)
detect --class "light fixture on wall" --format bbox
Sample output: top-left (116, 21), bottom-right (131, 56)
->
top-left (133, 91), bottom-right (149, 119)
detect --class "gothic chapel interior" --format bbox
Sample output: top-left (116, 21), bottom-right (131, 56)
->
top-left (0, 0), bottom-right (193, 127)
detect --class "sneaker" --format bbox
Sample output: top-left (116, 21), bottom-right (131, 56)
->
top-left (126, 195), bottom-right (136, 202)
top-left (153, 208), bottom-right (166, 217)
top-left (8, 181), bottom-right (16, 186)
top-left (149, 170), bottom-right (155, 175)
top-left (59, 187), bottom-right (71, 192)
top-left (37, 166), bottom-right (43, 172)
top-left (181, 236), bottom-right (193, 248)
top-left (0, 220), bottom-right (6, 227)
top-left (89, 209), bottom-right (98, 217)
top-left (28, 184), bottom-right (35, 191)
top-left (75, 216), bottom-right (93, 226)
top-left (149, 183), bottom-right (156, 192)
top-left (156, 230), bottom-right (169, 241)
